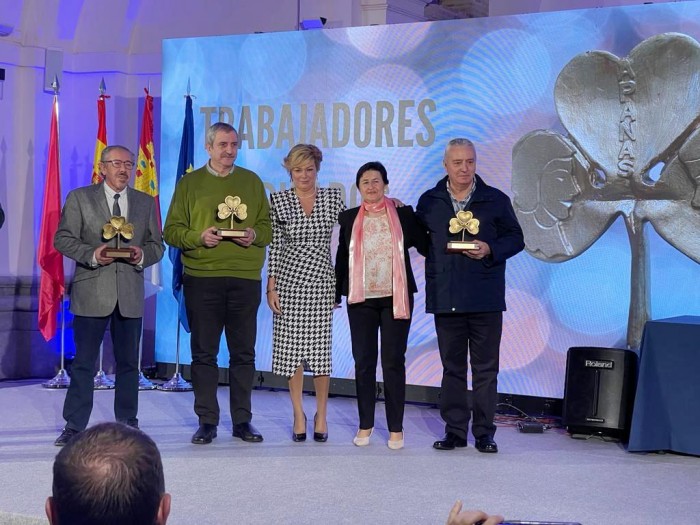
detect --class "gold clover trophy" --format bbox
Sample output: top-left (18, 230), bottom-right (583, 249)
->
top-left (447, 210), bottom-right (480, 252)
top-left (103, 216), bottom-right (135, 258)
top-left (216, 195), bottom-right (248, 238)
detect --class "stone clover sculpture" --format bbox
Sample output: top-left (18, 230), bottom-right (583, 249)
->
top-left (512, 33), bottom-right (700, 349)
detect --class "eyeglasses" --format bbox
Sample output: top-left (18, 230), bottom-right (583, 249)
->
top-left (102, 160), bottom-right (135, 170)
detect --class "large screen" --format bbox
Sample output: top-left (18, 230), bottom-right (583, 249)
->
top-left (158, 2), bottom-right (700, 398)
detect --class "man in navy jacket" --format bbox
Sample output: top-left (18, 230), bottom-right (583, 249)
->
top-left (416, 138), bottom-right (524, 453)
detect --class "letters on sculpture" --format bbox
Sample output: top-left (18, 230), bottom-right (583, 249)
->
top-left (512, 33), bottom-right (700, 349)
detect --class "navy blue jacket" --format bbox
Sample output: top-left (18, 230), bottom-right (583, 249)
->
top-left (416, 175), bottom-right (524, 314)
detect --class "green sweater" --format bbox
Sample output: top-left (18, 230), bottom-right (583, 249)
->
top-left (163, 164), bottom-right (272, 280)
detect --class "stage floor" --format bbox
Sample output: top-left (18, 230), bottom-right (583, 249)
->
top-left (0, 379), bottom-right (697, 524)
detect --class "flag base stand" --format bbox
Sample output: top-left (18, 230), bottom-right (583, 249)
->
top-left (42, 369), bottom-right (71, 389)
top-left (93, 370), bottom-right (115, 390)
top-left (138, 371), bottom-right (157, 390)
top-left (157, 372), bottom-right (193, 392)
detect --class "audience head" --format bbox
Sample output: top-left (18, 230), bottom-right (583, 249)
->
top-left (46, 422), bottom-right (170, 525)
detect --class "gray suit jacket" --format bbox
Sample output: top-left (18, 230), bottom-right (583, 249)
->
top-left (54, 183), bottom-right (164, 318)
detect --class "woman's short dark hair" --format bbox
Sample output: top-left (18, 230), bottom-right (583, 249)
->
top-left (355, 161), bottom-right (389, 188)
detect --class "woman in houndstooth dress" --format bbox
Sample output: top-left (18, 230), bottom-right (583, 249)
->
top-left (266, 144), bottom-right (345, 443)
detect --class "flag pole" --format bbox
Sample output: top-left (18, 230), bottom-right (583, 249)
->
top-left (158, 316), bottom-right (192, 391)
top-left (158, 80), bottom-right (193, 392)
top-left (43, 292), bottom-right (71, 388)
top-left (93, 343), bottom-right (115, 389)
top-left (41, 77), bottom-right (70, 389)
top-left (137, 326), bottom-right (157, 390)
top-left (132, 82), bottom-right (163, 389)
top-left (90, 77), bottom-right (115, 391)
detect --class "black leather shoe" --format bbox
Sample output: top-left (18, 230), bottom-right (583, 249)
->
top-left (475, 436), bottom-right (498, 453)
top-left (191, 423), bottom-right (217, 445)
top-left (293, 414), bottom-right (307, 442)
top-left (313, 413), bottom-right (328, 443)
top-left (54, 428), bottom-right (80, 447)
top-left (232, 422), bottom-right (263, 443)
top-left (118, 418), bottom-right (139, 430)
top-left (433, 432), bottom-right (468, 451)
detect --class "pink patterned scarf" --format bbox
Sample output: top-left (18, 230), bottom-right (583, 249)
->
top-left (348, 197), bottom-right (410, 319)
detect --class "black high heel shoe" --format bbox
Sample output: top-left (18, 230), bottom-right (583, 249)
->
top-left (313, 413), bottom-right (328, 442)
top-left (292, 414), bottom-right (307, 442)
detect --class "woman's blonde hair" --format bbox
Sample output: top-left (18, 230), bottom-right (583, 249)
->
top-left (283, 144), bottom-right (323, 173)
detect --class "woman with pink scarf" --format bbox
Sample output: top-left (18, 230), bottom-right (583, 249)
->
top-left (335, 162), bottom-right (427, 450)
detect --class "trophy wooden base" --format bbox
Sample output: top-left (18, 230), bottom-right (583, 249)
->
top-left (447, 241), bottom-right (478, 252)
top-left (217, 228), bottom-right (246, 238)
top-left (104, 247), bottom-right (132, 258)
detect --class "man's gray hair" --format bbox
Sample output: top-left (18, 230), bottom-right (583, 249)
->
top-left (206, 122), bottom-right (238, 146)
top-left (101, 145), bottom-right (134, 162)
top-left (444, 138), bottom-right (475, 160)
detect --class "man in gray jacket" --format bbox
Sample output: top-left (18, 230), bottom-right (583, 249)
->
top-left (53, 145), bottom-right (164, 446)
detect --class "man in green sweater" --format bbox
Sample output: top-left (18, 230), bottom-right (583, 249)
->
top-left (164, 122), bottom-right (272, 445)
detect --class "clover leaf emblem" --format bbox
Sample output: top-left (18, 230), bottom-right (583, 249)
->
top-left (217, 195), bottom-right (248, 229)
top-left (512, 33), bottom-right (700, 348)
top-left (449, 210), bottom-right (480, 236)
top-left (102, 216), bottom-right (134, 241)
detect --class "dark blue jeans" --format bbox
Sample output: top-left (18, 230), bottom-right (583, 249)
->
top-left (63, 309), bottom-right (141, 430)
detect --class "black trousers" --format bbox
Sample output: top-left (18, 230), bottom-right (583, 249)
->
top-left (184, 275), bottom-right (260, 426)
top-left (434, 311), bottom-right (502, 440)
top-left (63, 309), bottom-right (142, 431)
top-left (347, 296), bottom-right (413, 432)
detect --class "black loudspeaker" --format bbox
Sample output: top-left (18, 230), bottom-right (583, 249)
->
top-left (563, 347), bottom-right (637, 439)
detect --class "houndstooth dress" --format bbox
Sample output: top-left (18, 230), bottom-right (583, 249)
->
top-left (268, 187), bottom-right (345, 377)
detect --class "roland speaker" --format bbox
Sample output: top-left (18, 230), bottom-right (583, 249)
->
top-left (563, 347), bottom-right (637, 439)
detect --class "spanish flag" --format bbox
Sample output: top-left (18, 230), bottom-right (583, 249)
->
top-left (91, 89), bottom-right (108, 185)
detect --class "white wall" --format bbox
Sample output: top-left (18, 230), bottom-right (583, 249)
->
top-left (0, 0), bottom-right (388, 278)
top-left (488, 0), bottom-right (687, 16)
